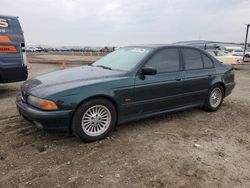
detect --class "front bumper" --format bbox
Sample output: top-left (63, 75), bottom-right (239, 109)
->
top-left (16, 94), bottom-right (72, 132)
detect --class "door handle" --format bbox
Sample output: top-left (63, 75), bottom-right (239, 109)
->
top-left (208, 75), bottom-right (212, 77)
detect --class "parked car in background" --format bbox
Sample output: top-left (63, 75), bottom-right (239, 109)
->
top-left (207, 49), bottom-right (243, 65)
top-left (26, 46), bottom-right (41, 52)
top-left (231, 49), bottom-right (243, 56)
top-left (207, 50), bottom-right (216, 57)
top-left (225, 46), bottom-right (242, 53)
top-left (244, 49), bottom-right (250, 58)
top-left (217, 50), bottom-right (230, 56)
top-left (0, 15), bottom-right (28, 83)
top-left (16, 45), bottom-right (235, 142)
top-left (216, 55), bottom-right (243, 65)
top-left (206, 50), bottom-right (229, 57)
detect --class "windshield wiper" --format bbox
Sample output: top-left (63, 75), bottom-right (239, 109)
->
top-left (96, 65), bottom-right (112, 70)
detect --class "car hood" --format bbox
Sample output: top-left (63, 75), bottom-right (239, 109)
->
top-left (22, 65), bottom-right (124, 97)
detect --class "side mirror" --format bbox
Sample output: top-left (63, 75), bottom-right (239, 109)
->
top-left (141, 67), bottom-right (157, 76)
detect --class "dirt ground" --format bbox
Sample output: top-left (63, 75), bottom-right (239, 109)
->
top-left (0, 62), bottom-right (250, 188)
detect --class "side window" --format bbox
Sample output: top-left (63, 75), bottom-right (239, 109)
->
top-left (182, 49), bottom-right (203, 70)
top-left (146, 48), bottom-right (180, 73)
top-left (202, 54), bottom-right (214, 68)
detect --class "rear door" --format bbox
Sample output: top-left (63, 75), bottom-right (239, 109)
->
top-left (181, 48), bottom-right (215, 105)
top-left (134, 47), bottom-right (183, 114)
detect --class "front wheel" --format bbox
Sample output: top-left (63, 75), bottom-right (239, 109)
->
top-left (204, 85), bottom-right (224, 111)
top-left (72, 98), bottom-right (117, 142)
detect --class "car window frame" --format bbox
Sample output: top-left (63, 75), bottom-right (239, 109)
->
top-left (201, 52), bottom-right (215, 69)
top-left (181, 47), bottom-right (215, 71)
top-left (181, 47), bottom-right (205, 71)
top-left (141, 47), bottom-right (182, 75)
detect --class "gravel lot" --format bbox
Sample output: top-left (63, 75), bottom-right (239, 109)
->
top-left (0, 63), bottom-right (250, 188)
top-left (27, 54), bottom-right (101, 64)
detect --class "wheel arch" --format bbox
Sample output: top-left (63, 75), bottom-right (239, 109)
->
top-left (69, 94), bottom-right (119, 132)
top-left (211, 81), bottom-right (226, 96)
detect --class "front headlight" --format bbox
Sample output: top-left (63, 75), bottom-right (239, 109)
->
top-left (27, 95), bottom-right (58, 110)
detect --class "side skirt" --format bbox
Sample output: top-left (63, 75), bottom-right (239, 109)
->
top-left (118, 103), bottom-right (202, 125)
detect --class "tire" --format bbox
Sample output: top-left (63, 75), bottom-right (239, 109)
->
top-left (204, 84), bottom-right (224, 112)
top-left (72, 98), bottom-right (117, 142)
top-left (245, 54), bottom-right (250, 58)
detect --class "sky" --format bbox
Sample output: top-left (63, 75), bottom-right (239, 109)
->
top-left (1, 0), bottom-right (250, 46)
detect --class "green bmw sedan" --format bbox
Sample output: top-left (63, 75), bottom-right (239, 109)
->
top-left (16, 45), bottom-right (235, 142)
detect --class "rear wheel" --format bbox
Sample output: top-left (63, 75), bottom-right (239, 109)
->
top-left (204, 85), bottom-right (224, 111)
top-left (72, 98), bottom-right (117, 142)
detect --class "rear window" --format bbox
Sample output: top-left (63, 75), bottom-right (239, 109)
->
top-left (202, 54), bottom-right (214, 68)
top-left (182, 49), bottom-right (203, 70)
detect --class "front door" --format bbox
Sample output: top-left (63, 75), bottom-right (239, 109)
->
top-left (134, 48), bottom-right (183, 115)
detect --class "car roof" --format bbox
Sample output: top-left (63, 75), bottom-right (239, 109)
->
top-left (125, 44), bottom-right (202, 50)
top-left (125, 44), bottom-right (220, 63)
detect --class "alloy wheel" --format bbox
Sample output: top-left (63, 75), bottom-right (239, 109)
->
top-left (81, 105), bottom-right (111, 137)
top-left (209, 88), bottom-right (223, 108)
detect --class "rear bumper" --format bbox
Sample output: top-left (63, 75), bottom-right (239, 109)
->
top-left (0, 66), bottom-right (28, 83)
top-left (225, 82), bottom-right (235, 97)
top-left (16, 94), bottom-right (72, 132)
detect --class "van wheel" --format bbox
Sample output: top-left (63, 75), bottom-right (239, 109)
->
top-left (204, 85), bottom-right (224, 111)
top-left (72, 98), bottom-right (117, 142)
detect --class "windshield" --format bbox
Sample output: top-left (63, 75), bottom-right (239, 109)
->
top-left (92, 47), bottom-right (153, 71)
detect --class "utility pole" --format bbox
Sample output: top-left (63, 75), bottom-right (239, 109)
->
top-left (243, 24), bottom-right (250, 62)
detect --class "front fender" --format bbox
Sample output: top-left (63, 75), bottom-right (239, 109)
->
top-left (49, 76), bottom-right (134, 111)
top-left (51, 86), bottom-right (115, 111)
